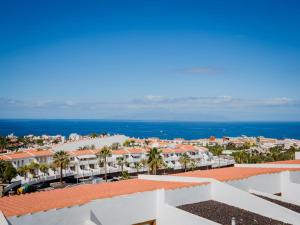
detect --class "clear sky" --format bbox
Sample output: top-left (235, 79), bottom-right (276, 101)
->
top-left (0, 0), bottom-right (300, 121)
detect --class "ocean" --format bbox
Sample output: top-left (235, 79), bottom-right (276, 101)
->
top-left (0, 119), bottom-right (300, 140)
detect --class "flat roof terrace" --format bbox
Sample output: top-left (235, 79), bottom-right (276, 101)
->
top-left (178, 200), bottom-right (290, 225)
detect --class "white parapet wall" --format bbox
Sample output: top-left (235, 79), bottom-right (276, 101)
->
top-left (211, 179), bottom-right (300, 224)
top-left (227, 172), bottom-right (282, 194)
top-left (8, 191), bottom-right (158, 225)
top-left (157, 204), bottom-right (219, 225)
top-left (281, 171), bottom-right (300, 205)
top-left (140, 174), bottom-right (300, 225)
top-left (235, 163), bottom-right (300, 168)
top-left (296, 152), bottom-right (300, 159)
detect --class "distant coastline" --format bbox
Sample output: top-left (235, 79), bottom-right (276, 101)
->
top-left (0, 119), bottom-right (300, 140)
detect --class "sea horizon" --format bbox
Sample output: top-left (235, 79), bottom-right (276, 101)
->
top-left (1, 119), bottom-right (300, 140)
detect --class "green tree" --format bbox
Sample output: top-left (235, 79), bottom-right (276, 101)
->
top-left (134, 162), bottom-right (142, 174)
top-left (90, 133), bottom-right (98, 138)
top-left (121, 171), bottom-right (130, 180)
top-left (123, 139), bottom-right (135, 147)
top-left (117, 156), bottom-right (126, 173)
top-left (17, 165), bottom-right (29, 180)
top-left (28, 161), bottom-right (40, 178)
top-left (140, 158), bottom-right (148, 172)
top-left (53, 151), bottom-right (70, 184)
top-left (179, 153), bottom-right (191, 172)
top-left (111, 142), bottom-right (120, 150)
top-left (147, 148), bottom-right (164, 175)
top-left (0, 136), bottom-right (8, 152)
top-left (0, 160), bottom-right (17, 183)
top-left (49, 163), bottom-right (57, 173)
top-left (39, 163), bottom-right (49, 176)
top-left (97, 146), bottom-right (111, 182)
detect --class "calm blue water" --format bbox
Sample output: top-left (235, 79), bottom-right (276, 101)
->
top-left (0, 119), bottom-right (299, 140)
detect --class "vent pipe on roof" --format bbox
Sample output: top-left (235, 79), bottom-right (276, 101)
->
top-left (231, 217), bottom-right (236, 225)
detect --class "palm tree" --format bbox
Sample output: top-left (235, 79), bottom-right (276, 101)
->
top-left (39, 163), bottom-right (49, 176)
top-left (17, 165), bottom-right (29, 180)
top-left (134, 162), bottom-right (142, 174)
top-left (53, 151), bottom-right (70, 184)
top-left (147, 148), bottom-right (164, 175)
top-left (96, 146), bottom-right (111, 182)
top-left (49, 163), bottom-right (57, 174)
top-left (179, 153), bottom-right (191, 172)
top-left (140, 158), bottom-right (148, 172)
top-left (28, 161), bottom-right (40, 178)
top-left (117, 156), bottom-right (126, 173)
top-left (0, 136), bottom-right (8, 152)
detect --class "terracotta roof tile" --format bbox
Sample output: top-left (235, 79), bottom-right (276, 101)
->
top-left (127, 148), bottom-right (147, 154)
top-left (0, 179), bottom-right (205, 217)
top-left (3, 151), bottom-right (32, 160)
top-left (265, 159), bottom-right (300, 165)
top-left (26, 149), bottom-right (54, 157)
top-left (175, 167), bottom-right (300, 181)
top-left (70, 149), bottom-right (96, 156)
top-left (112, 149), bottom-right (129, 155)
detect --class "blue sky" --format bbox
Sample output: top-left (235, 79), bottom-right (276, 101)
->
top-left (0, 0), bottom-right (300, 121)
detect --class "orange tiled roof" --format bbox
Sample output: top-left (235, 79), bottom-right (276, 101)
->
top-left (175, 167), bottom-right (300, 181)
top-left (3, 151), bottom-right (33, 160)
top-left (70, 149), bottom-right (96, 156)
top-left (25, 149), bottom-right (54, 157)
top-left (0, 154), bottom-right (10, 160)
top-left (127, 148), bottom-right (147, 154)
top-left (112, 149), bottom-right (129, 155)
top-left (162, 148), bottom-right (175, 154)
top-left (266, 159), bottom-right (300, 164)
top-left (0, 179), bottom-right (205, 217)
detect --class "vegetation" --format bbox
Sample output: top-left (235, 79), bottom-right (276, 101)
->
top-left (53, 151), bottom-right (70, 184)
top-left (90, 133), bottom-right (98, 138)
top-left (134, 162), bottom-right (142, 174)
top-left (147, 148), bottom-right (164, 175)
top-left (28, 161), bottom-right (40, 178)
top-left (144, 140), bottom-right (151, 146)
top-left (0, 160), bottom-right (17, 183)
top-left (17, 165), bottom-right (29, 180)
top-left (111, 142), bottom-right (120, 150)
top-left (207, 144), bottom-right (223, 156)
top-left (117, 156), bottom-right (126, 173)
top-left (179, 153), bottom-right (192, 172)
top-left (140, 158), bottom-right (148, 172)
top-left (0, 136), bottom-right (8, 152)
top-left (121, 171), bottom-right (130, 180)
top-left (232, 146), bottom-right (298, 164)
top-left (123, 139), bottom-right (135, 147)
top-left (39, 163), bottom-right (49, 176)
top-left (97, 146), bottom-right (111, 182)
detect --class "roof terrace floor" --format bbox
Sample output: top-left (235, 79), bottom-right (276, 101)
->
top-left (178, 200), bottom-right (290, 225)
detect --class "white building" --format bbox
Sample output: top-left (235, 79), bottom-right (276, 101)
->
top-left (1, 160), bottom-right (300, 225)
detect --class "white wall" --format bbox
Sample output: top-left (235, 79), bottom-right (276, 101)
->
top-left (157, 204), bottom-right (219, 225)
top-left (165, 185), bottom-right (211, 206)
top-left (227, 173), bottom-right (282, 194)
top-left (289, 170), bottom-right (300, 183)
top-left (281, 171), bottom-right (300, 205)
top-left (8, 191), bottom-right (158, 225)
top-left (211, 180), bottom-right (300, 225)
